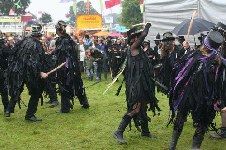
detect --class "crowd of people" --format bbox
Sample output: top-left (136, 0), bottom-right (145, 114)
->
top-left (1, 20), bottom-right (226, 149)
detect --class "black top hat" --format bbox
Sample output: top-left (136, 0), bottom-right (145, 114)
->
top-left (154, 33), bottom-right (161, 41)
top-left (216, 22), bottom-right (226, 31)
top-left (162, 32), bottom-right (175, 41)
top-left (203, 31), bottom-right (223, 51)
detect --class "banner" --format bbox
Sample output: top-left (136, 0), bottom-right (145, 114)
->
top-left (77, 15), bottom-right (102, 29)
top-left (0, 16), bottom-right (21, 22)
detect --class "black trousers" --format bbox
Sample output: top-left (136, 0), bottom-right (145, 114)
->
top-left (45, 78), bottom-right (58, 102)
top-left (0, 77), bottom-right (9, 112)
top-left (7, 81), bottom-right (42, 118)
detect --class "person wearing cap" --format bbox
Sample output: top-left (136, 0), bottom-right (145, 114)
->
top-left (0, 31), bottom-right (10, 115)
top-left (54, 20), bottom-right (89, 113)
top-left (113, 22), bottom-right (160, 144)
top-left (168, 31), bottom-right (225, 149)
top-left (4, 24), bottom-right (48, 122)
top-left (209, 22), bottom-right (226, 140)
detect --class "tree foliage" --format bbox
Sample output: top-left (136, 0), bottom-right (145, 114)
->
top-left (120, 0), bottom-right (143, 28)
top-left (67, 1), bottom-right (99, 26)
top-left (0, 0), bottom-right (30, 15)
top-left (39, 12), bottom-right (52, 24)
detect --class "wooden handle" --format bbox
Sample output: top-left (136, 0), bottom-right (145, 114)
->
top-left (46, 62), bottom-right (66, 76)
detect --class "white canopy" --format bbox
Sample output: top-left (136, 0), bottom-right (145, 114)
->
top-left (144, 0), bottom-right (226, 46)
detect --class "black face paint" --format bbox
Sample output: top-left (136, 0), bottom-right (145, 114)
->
top-left (163, 40), bottom-right (174, 51)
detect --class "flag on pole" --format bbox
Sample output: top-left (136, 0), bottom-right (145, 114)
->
top-left (105, 0), bottom-right (121, 9)
top-left (140, 0), bottom-right (144, 13)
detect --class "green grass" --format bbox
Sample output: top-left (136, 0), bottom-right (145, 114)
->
top-left (0, 74), bottom-right (225, 150)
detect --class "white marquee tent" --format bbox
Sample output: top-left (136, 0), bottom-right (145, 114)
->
top-left (144, 0), bottom-right (226, 45)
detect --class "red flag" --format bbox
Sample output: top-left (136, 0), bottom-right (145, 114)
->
top-left (140, 0), bottom-right (144, 4)
top-left (105, 0), bottom-right (121, 9)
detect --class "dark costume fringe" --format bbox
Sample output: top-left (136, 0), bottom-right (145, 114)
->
top-left (54, 33), bottom-right (86, 104)
top-left (168, 49), bottom-right (226, 130)
top-left (6, 37), bottom-right (45, 107)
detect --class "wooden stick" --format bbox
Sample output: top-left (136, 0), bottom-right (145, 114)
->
top-left (46, 62), bottom-right (66, 76)
top-left (187, 10), bottom-right (197, 41)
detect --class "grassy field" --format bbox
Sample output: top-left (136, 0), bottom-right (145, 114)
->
top-left (0, 74), bottom-right (225, 150)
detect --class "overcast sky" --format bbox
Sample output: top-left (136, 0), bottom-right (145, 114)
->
top-left (26, 0), bottom-right (121, 22)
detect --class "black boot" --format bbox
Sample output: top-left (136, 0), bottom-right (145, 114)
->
top-left (1, 91), bottom-right (9, 112)
top-left (113, 115), bottom-right (131, 144)
top-left (78, 94), bottom-right (90, 109)
top-left (169, 130), bottom-right (181, 150)
top-left (192, 129), bottom-right (205, 149)
top-left (209, 127), bottom-right (226, 139)
top-left (141, 119), bottom-right (156, 138)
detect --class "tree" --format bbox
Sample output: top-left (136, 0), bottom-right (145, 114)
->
top-left (39, 12), bottom-right (52, 24)
top-left (67, 1), bottom-right (99, 26)
top-left (0, 0), bottom-right (31, 15)
top-left (120, 0), bottom-right (143, 28)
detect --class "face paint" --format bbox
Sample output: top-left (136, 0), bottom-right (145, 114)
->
top-left (163, 40), bottom-right (174, 50)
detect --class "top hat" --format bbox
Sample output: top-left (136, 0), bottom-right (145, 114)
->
top-left (162, 32), bottom-right (175, 41)
top-left (216, 22), bottom-right (226, 31)
top-left (203, 31), bottom-right (224, 51)
top-left (154, 33), bottom-right (161, 41)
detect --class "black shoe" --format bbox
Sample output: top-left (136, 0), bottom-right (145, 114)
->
top-left (113, 131), bottom-right (127, 144)
top-left (82, 104), bottom-right (90, 109)
top-left (4, 110), bottom-right (10, 117)
top-left (55, 109), bottom-right (69, 113)
top-left (25, 116), bottom-right (42, 122)
top-left (141, 133), bottom-right (157, 138)
top-left (49, 101), bottom-right (59, 108)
